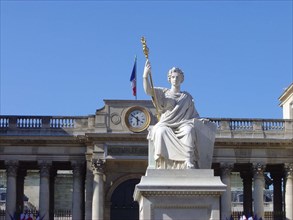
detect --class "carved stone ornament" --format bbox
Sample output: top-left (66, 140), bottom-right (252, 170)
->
top-left (111, 113), bottom-right (121, 125)
top-left (92, 159), bottom-right (105, 174)
top-left (5, 160), bottom-right (18, 177)
top-left (285, 163), bottom-right (293, 178)
top-left (220, 163), bottom-right (233, 176)
top-left (39, 162), bottom-right (51, 177)
top-left (253, 163), bottom-right (265, 176)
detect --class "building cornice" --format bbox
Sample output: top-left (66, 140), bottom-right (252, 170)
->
top-left (279, 83), bottom-right (293, 106)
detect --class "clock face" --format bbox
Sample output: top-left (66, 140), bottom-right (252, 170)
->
top-left (125, 106), bottom-right (151, 132)
top-left (128, 110), bottom-right (147, 128)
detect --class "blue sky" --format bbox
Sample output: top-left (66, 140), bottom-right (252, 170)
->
top-left (0, 0), bottom-right (292, 118)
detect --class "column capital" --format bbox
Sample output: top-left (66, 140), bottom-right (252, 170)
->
top-left (284, 163), bottom-right (293, 178)
top-left (92, 159), bottom-right (105, 174)
top-left (5, 160), bottom-right (19, 177)
top-left (39, 161), bottom-right (52, 178)
top-left (253, 163), bottom-right (266, 177)
top-left (220, 163), bottom-right (233, 176)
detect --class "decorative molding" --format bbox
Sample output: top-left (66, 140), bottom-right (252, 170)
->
top-left (39, 161), bottom-right (51, 178)
top-left (110, 113), bottom-right (121, 125)
top-left (141, 191), bottom-right (223, 197)
top-left (215, 139), bottom-right (293, 147)
top-left (107, 145), bottom-right (147, 156)
top-left (153, 204), bottom-right (209, 209)
top-left (5, 160), bottom-right (18, 177)
top-left (220, 163), bottom-right (233, 177)
top-left (253, 163), bottom-right (265, 177)
top-left (92, 159), bottom-right (105, 174)
top-left (85, 133), bottom-right (148, 142)
top-left (285, 163), bottom-right (293, 178)
top-left (0, 136), bottom-right (83, 145)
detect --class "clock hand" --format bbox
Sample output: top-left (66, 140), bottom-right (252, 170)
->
top-left (131, 113), bottom-right (140, 125)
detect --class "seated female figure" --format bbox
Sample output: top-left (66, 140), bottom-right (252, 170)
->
top-left (143, 60), bottom-right (208, 169)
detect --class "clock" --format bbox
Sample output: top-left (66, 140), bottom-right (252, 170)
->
top-left (125, 106), bottom-right (151, 132)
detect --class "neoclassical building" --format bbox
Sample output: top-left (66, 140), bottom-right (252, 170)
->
top-left (0, 83), bottom-right (292, 220)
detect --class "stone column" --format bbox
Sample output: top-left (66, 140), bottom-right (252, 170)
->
top-left (72, 161), bottom-right (85, 220)
top-left (39, 161), bottom-right (51, 220)
top-left (285, 163), bottom-right (293, 220)
top-left (92, 159), bottom-right (105, 220)
top-left (240, 169), bottom-right (253, 217)
top-left (253, 163), bottom-right (265, 219)
top-left (220, 163), bottom-right (233, 220)
top-left (16, 168), bottom-right (27, 214)
top-left (270, 168), bottom-right (284, 220)
top-left (5, 161), bottom-right (18, 220)
top-left (85, 154), bottom-right (94, 220)
top-left (49, 168), bottom-right (57, 220)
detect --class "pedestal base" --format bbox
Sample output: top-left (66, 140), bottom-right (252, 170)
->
top-left (133, 169), bottom-right (226, 220)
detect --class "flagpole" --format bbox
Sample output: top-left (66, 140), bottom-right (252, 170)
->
top-left (135, 55), bottom-right (137, 100)
top-left (130, 55), bottom-right (137, 100)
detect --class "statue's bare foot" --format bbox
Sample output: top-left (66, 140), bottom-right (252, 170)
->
top-left (185, 161), bottom-right (195, 169)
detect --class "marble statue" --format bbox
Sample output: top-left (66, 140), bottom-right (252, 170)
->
top-left (143, 60), bottom-right (217, 169)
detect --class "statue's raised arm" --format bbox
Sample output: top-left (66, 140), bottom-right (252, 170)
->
top-left (143, 60), bottom-right (153, 96)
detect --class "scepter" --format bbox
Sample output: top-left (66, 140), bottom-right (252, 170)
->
top-left (141, 37), bottom-right (160, 120)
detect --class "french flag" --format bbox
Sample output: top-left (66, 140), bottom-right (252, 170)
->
top-left (130, 56), bottom-right (137, 98)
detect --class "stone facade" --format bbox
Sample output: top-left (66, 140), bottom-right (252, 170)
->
top-left (0, 99), bottom-right (292, 220)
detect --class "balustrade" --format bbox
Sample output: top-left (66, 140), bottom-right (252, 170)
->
top-left (262, 120), bottom-right (284, 130)
top-left (0, 115), bottom-right (291, 135)
top-left (0, 118), bottom-right (9, 128)
top-left (210, 118), bottom-right (289, 131)
top-left (230, 119), bottom-right (253, 130)
top-left (17, 117), bottom-right (42, 128)
top-left (0, 116), bottom-right (79, 129)
top-left (210, 119), bottom-right (221, 128)
top-left (50, 118), bottom-right (75, 128)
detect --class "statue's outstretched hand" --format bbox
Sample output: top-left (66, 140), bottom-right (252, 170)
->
top-left (143, 60), bottom-right (151, 78)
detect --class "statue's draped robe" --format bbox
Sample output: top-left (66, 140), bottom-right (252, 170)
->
top-left (148, 87), bottom-right (217, 169)
top-left (148, 88), bottom-right (216, 169)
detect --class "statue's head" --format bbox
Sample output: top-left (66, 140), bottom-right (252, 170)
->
top-left (167, 67), bottom-right (184, 84)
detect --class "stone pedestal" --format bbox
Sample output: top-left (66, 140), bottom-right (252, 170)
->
top-left (133, 169), bottom-right (226, 220)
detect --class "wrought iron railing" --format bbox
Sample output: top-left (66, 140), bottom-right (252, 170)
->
top-left (0, 209), bottom-right (72, 220)
top-left (231, 211), bottom-right (285, 220)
